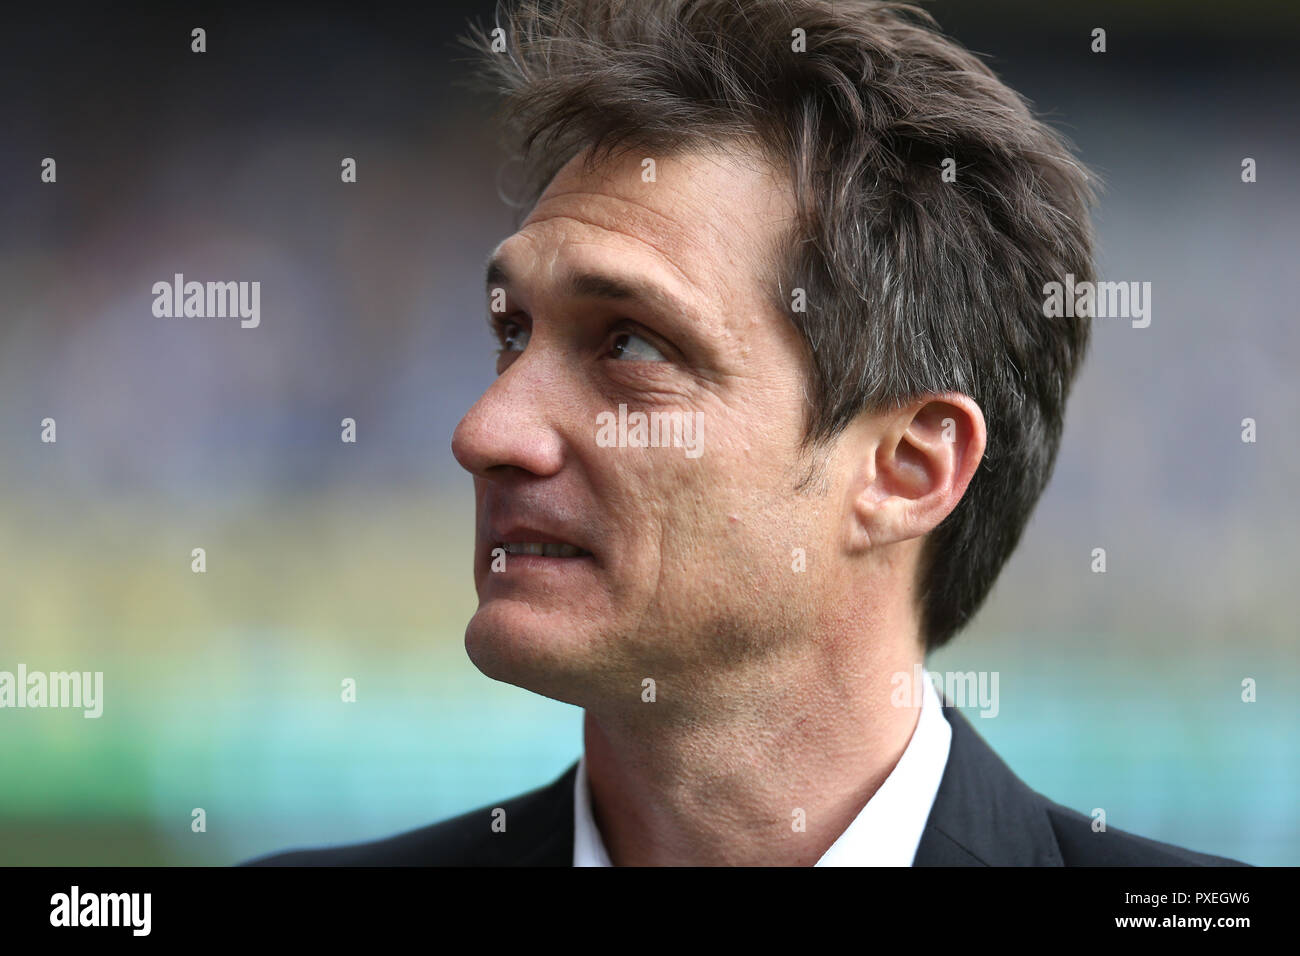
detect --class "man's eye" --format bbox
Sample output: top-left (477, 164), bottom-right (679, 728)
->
top-left (499, 321), bottom-right (530, 352)
top-left (609, 331), bottom-right (667, 362)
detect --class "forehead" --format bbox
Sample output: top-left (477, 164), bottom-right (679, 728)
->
top-left (504, 144), bottom-right (795, 302)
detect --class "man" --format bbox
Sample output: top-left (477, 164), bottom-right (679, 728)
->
top-left (249, 0), bottom-right (1243, 866)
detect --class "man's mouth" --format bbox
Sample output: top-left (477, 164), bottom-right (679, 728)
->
top-left (499, 542), bottom-right (592, 558)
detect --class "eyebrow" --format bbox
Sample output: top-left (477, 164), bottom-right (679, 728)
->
top-left (485, 253), bottom-right (689, 319)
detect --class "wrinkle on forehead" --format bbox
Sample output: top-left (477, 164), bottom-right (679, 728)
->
top-left (521, 207), bottom-right (703, 294)
top-left (522, 145), bottom-right (797, 289)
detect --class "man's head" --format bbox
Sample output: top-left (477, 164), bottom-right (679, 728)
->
top-left (452, 0), bottom-right (1095, 707)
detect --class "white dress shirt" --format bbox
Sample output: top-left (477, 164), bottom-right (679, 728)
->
top-left (574, 670), bottom-right (952, 866)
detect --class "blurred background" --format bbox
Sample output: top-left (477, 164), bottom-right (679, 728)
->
top-left (0, 0), bottom-right (1295, 865)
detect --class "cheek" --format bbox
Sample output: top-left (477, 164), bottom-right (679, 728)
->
top-left (582, 385), bottom-right (814, 593)
top-left (717, 446), bottom-right (835, 589)
top-left (653, 449), bottom-right (802, 592)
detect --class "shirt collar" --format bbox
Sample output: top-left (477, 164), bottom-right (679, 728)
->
top-left (573, 669), bottom-right (951, 865)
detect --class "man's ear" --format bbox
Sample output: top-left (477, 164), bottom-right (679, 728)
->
top-left (847, 393), bottom-right (986, 552)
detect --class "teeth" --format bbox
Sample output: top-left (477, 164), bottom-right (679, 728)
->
top-left (503, 542), bottom-right (588, 558)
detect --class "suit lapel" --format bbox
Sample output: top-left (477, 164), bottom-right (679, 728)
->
top-left (913, 702), bottom-right (1064, 866)
top-left (511, 761), bottom-right (577, 866)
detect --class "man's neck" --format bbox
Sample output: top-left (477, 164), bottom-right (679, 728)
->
top-left (581, 645), bottom-right (925, 866)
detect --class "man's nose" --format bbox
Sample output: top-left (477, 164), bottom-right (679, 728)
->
top-left (451, 354), bottom-right (567, 481)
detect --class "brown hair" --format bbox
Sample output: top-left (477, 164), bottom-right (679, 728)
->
top-left (466, 0), bottom-right (1098, 652)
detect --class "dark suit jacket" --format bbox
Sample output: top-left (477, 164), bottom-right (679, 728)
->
top-left (244, 702), bottom-right (1247, 866)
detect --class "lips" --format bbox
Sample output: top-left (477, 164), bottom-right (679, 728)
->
top-left (501, 541), bottom-right (590, 558)
top-left (487, 521), bottom-right (594, 560)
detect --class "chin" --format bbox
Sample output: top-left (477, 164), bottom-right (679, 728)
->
top-left (463, 602), bottom-right (599, 705)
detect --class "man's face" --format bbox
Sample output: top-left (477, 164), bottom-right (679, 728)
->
top-left (452, 144), bottom-right (853, 708)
